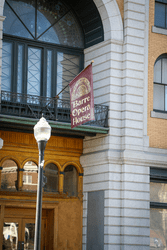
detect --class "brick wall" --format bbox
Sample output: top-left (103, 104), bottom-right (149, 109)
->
top-left (147, 0), bottom-right (167, 149)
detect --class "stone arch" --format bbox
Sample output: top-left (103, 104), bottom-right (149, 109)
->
top-left (0, 0), bottom-right (5, 16)
top-left (93, 0), bottom-right (123, 42)
top-left (1, 0), bottom-right (123, 44)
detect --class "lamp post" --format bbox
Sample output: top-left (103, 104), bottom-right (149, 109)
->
top-left (34, 115), bottom-right (51, 250)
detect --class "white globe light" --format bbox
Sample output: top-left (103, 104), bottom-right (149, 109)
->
top-left (34, 116), bottom-right (51, 142)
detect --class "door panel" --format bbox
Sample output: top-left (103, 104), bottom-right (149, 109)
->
top-left (3, 218), bottom-right (21, 250)
top-left (2, 218), bottom-right (45, 250)
top-left (23, 219), bottom-right (35, 250)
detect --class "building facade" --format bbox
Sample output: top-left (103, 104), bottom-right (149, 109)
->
top-left (0, 0), bottom-right (167, 249)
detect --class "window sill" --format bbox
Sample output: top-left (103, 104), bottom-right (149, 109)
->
top-left (152, 26), bottom-right (167, 36)
top-left (151, 110), bottom-right (167, 119)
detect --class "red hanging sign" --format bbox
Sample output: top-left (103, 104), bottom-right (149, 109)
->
top-left (69, 64), bottom-right (95, 128)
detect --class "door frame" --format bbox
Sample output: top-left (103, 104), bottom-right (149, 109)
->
top-left (0, 200), bottom-right (58, 250)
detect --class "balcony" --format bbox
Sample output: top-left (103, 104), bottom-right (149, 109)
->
top-left (0, 91), bottom-right (109, 137)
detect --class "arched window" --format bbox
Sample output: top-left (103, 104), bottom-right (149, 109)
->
top-left (44, 163), bottom-right (58, 193)
top-left (153, 54), bottom-right (167, 111)
top-left (64, 165), bottom-right (78, 197)
top-left (1, 160), bottom-right (18, 190)
top-left (2, 0), bottom-right (84, 100)
top-left (22, 161), bottom-right (38, 191)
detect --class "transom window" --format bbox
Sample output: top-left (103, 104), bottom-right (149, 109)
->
top-left (155, 0), bottom-right (167, 29)
top-left (2, 0), bottom-right (84, 99)
top-left (153, 55), bottom-right (167, 111)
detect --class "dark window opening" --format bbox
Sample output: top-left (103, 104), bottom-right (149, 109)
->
top-left (44, 163), bottom-right (58, 193)
top-left (2, 0), bottom-right (84, 100)
top-left (155, 0), bottom-right (167, 29)
top-left (64, 165), bottom-right (78, 197)
top-left (150, 167), bottom-right (167, 249)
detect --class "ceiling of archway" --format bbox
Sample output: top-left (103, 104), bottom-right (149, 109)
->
top-left (64, 0), bottom-right (104, 48)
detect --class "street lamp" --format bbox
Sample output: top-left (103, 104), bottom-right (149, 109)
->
top-left (34, 115), bottom-right (51, 250)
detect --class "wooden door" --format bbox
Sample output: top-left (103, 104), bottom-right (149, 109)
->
top-left (2, 217), bottom-right (46, 250)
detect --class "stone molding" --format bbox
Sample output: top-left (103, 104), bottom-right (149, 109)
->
top-left (94, 0), bottom-right (123, 42)
top-left (152, 25), bottom-right (167, 36)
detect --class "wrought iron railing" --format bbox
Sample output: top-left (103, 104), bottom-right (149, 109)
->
top-left (0, 91), bottom-right (108, 127)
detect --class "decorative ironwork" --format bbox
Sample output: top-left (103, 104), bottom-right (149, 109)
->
top-left (2, 42), bottom-right (12, 92)
top-left (27, 47), bottom-right (41, 96)
top-left (1, 91), bottom-right (108, 127)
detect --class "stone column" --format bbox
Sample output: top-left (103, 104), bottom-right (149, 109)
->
top-left (120, 0), bottom-right (150, 249)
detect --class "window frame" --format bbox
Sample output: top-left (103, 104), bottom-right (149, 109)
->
top-left (63, 165), bottom-right (78, 197)
top-left (3, 34), bottom-right (84, 98)
top-left (155, 0), bottom-right (167, 29)
top-left (153, 54), bottom-right (167, 112)
top-left (150, 167), bottom-right (167, 249)
top-left (44, 163), bottom-right (59, 193)
top-left (150, 167), bottom-right (167, 209)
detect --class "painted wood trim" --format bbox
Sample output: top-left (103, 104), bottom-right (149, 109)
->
top-left (0, 205), bottom-right (4, 250)
top-left (54, 206), bottom-right (58, 250)
top-left (0, 115), bottom-right (109, 134)
top-left (59, 173), bottom-right (64, 193)
top-left (0, 199), bottom-right (58, 209)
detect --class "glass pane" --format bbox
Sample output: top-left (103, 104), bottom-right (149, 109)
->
top-left (3, 2), bottom-right (33, 39)
top-left (150, 182), bottom-right (167, 203)
top-left (1, 160), bottom-right (18, 191)
top-left (154, 59), bottom-right (161, 83)
top-left (38, 26), bottom-right (59, 44)
top-left (150, 208), bottom-right (167, 250)
top-left (22, 162), bottom-right (38, 192)
top-left (39, 10), bottom-right (84, 48)
top-left (162, 58), bottom-right (167, 84)
top-left (64, 165), bottom-right (78, 197)
top-left (27, 47), bottom-right (41, 96)
top-left (53, 11), bottom-right (84, 48)
top-left (57, 52), bottom-right (80, 99)
top-left (155, 2), bottom-right (166, 28)
top-left (1, 42), bottom-right (12, 92)
top-left (165, 86), bottom-right (167, 111)
top-left (3, 222), bottom-right (18, 250)
top-left (24, 223), bottom-right (35, 249)
top-left (166, 5), bottom-right (167, 28)
top-left (17, 45), bottom-right (23, 93)
top-left (153, 84), bottom-right (164, 110)
top-left (44, 163), bottom-right (58, 193)
top-left (46, 50), bottom-right (52, 98)
top-left (7, 0), bottom-right (35, 37)
top-left (37, 0), bottom-right (68, 38)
